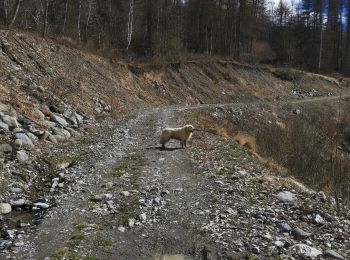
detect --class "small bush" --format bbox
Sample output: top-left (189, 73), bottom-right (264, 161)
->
top-left (273, 68), bottom-right (303, 81)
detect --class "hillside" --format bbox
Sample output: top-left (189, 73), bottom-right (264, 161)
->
top-left (0, 31), bottom-right (350, 260)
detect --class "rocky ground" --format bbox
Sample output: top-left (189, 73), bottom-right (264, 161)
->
top-left (0, 103), bottom-right (349, 260)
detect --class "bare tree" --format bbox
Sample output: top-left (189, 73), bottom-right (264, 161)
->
top-left (126, 0), bottom-right (134, 51)
top-left (42, 0), bottom-right (49, 37)
top-left (85, 0), bottom-right (93, 40)
top-left (62, 0), bottom-right (68, 34)
top-left (8, 0), bottom-right (23, 28)
top-left (77, 0), bottom-right (82, 43)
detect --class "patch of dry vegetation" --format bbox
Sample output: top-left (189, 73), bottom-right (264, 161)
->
top-left (182, 100), bottom-right (350, 214)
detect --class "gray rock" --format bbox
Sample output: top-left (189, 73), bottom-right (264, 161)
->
top-left (1, 115), bottom-right (19, 129)
top-left (43, 120), bottom-right (56, 128)
top-left (63, 109), bottom-right (78, 125)
top-left (66, 127), bottom-right (80, 137)
top-left (276, 191), bottom-right (297, 202)
top-left (90, 194), bottom-right (113, 202)
top-left (325, 249), bottom-right (345, 259)
top-left (11, 199), bottom-right (27, 207)
top-left (0, 144), bottom-right (13, 153)
top-left (34, 108), bottom-right (45, 121)
top-left (15, 132), bottom-right (34, 150)
top-left (0, 240), bottom-right (12, 250)
top-left (40, 131), bottom-right (50, 141)
top-left (48, 134), bottom-right (57, 143)
top-left (293, 109), bottom-right (302, 115)
top-left (14, 139), bottom-right (23, 149)
top-left (75, 112), bottom-right (84, 124)
top-left (153, 197), bottom-right (161, 205)
top-left (128, 218), bottom-right (135, 227)
top-left (53, 127), bottom-right (71, 140)
top-left (6, 229), bottom-right (17, 239)
top-left (0, 121), bottom-right (9, 131)
top-left (276, 222), bottom-right (292, 232)
top-left (274, 241), bottom-right (284, 247)
top-left (10, 187), bottom-right (23, 193)
top-left (120, 191), bottom-right (130, 197)
top-left (139, 213), bottom-right (147, 221)
top-left (292, 227), bottom-right (311, 239)
top-left (117, 226), bottom-right (125, 232)
top-left (314, 214), bottom-right (326, 225)
top-left (51, 114), bottom-right (68, 127)
top-left (0, 203), bottom-right (12, 214)
top-left (103, 182), bottom-right (114, 189)
top-left (33, 202), bottom-right (50, 209)
top-left (26, 132), bottom-right (38, 142)
top-left (252, 246), bottom-right (260, 254)
top-left (53, 134), bottom-right (65, 142)
top-left (290, 244), bottom-right (322, 258)
top-left (16, 150), bottom-right (29, 162)
top-left (318, 191), bottom-right (327, 202)
top-left (0, 158), bottom-right (4, 169)
top-left (161, 190), bottom-right (170, 196)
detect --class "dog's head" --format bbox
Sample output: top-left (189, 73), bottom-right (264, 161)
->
top-left (185, 124), bottom-right (195, 134)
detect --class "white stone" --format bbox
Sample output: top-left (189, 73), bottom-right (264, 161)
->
top-left (291, 244), bottom-right (322, 258)
top-left (276, 191), bottom-right (297, 202)
top-left (0, 203), bottom-right (12, 214)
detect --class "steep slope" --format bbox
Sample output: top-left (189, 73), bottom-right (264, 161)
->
top-left (0, 30), bottom-right (345, 120)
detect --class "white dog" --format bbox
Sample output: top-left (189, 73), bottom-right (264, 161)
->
top-left (160, 125), bottom-right (195, 149)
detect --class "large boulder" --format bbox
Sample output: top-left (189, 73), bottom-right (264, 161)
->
top-left (1, 115), bottom-right (19, 129)
top-left (26, 132), bottom-right (38, 143)
top-left (290, 244), bottom-right (322, 258)
top-left (53, 127), bottom-right (71, 140)
top-left (16, 150), bottom-right (29, 162)
top-left (0, 203), bottom-right (12, 214)
top-left (15, 132), bottom-right (34, 150)
top-left (34, 108), bottom-right (45, 121)
top-left (43, 120), bottom-right (56, 128)
top-left (0, 121), bottom-right (9, 131)
top-left (50, 114), bottom-right (68, 127)
top-left (0, 144), bottom-right (13, 153)
top-left (63, 109), bottom-right (78, 126)
top-left (276, 191), bottom-right (297, 202)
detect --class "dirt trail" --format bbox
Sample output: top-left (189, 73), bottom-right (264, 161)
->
top-left (179, 92), bottom-right (350, 111)
top-left (11, 108), bottom-right (220, 259)
top-left (6, 97), bottom-right (350, 260)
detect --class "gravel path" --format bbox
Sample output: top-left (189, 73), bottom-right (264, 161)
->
top-left (5, 105), bottom-right (350, 260)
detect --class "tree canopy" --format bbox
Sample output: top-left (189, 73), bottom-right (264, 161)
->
top-left (1, 0), bottom-right (350, 74)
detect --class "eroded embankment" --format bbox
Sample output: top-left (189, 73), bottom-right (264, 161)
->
top-left (178, 97), bottom-right (350, 208)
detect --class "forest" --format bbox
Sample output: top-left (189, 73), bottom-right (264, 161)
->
top-left (0, 0), bottom-right (350, 75)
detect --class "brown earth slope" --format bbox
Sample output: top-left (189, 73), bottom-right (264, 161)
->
top-left (0, 30), bottom-right (346, 121)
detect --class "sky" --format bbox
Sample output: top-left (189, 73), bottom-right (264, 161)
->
top-left (270, 0), bottom-right (300, 7)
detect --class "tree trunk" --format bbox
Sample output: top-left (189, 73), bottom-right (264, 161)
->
top-left (318, 23), bottom-right (323, 72)
top-left (62, 0), bottom-right (68, 34)
top-left (317, 0), bottom-right (323, 73)
top-left (85, 0), bottom-right (92, 41)
top-left (42, 0), bottom-right (49, 38)
top-left (3, 0), bottom-right (9, 24)
top-left (77, 0), bottom-right (82, 43)
top-left (126, 0), bottom-right (134, 51)
top-left (8, 0), bottom-right (23, 28)
top-left (343, 0), bottom-right (350, 73)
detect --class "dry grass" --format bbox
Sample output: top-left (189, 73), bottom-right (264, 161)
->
top-left (184, 101), bottom-right (350, 214)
